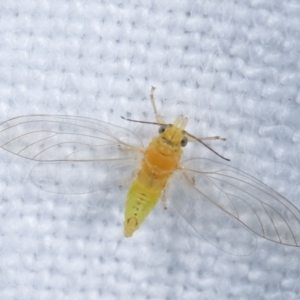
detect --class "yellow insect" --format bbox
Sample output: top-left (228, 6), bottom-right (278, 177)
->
top-left (0, 87), bottom-right (299, 255)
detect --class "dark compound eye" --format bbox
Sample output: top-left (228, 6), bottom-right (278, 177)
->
top-left (181, 136), bottom-right (188, 147)
top-left (158, 125), bottom-right (167, 133)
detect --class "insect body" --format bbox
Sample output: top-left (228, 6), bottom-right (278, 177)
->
top-left (0, 87), bottom-right (300, 255)
top-left (124, 115), bottom-right (186, 237)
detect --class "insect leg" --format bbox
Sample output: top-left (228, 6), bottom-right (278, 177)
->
top-left (150, 86), bottom-right (165, 124)
top-left (118, 168), bottom-right (138, 188)
top-left (185, 132), bottom-right (230, 161)
top-left (161, 180), bottom-right (172, 210)
top-left (161, 189), bottom-right (168, 210)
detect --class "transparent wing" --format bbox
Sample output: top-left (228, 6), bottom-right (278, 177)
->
top-left (169, 157), bottom-right (300, 256)
top-left (30, 160), bottom-right (139, 194)
top-left (0, 115), bottom-right (143, 193)
top-left (0, 115), bottom-right (143, 161)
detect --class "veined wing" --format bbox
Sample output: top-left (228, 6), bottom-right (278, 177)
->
top-left (0, 115), bottom-right (143, 161)
top-left (30, 160), bottom-right (139, 194)
top-left (170, 158), bottom-right (300, 256)
top-left (0, 115), bottom-right (143, 193)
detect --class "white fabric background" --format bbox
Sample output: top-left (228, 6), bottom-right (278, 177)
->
top-left (0, 1), bottom-right (300, 299)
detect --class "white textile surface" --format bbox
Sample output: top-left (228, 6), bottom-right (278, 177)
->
top-left (0, 1), bottom-right (300, 299)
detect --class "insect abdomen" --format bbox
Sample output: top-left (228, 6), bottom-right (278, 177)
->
top-left (124, 138), bottom-right (182, 237)
top-left (124, 180), bottom-right (161, 237)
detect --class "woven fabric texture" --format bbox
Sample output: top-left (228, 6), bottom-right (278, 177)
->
top-left (0, 1), bottom-right (300, 299)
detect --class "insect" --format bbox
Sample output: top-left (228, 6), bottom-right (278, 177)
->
top-left (0, 87), bottom-right (299, 255)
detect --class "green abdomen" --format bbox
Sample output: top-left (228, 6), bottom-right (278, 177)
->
top-left (124, 179), bottom-right (162, 237)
